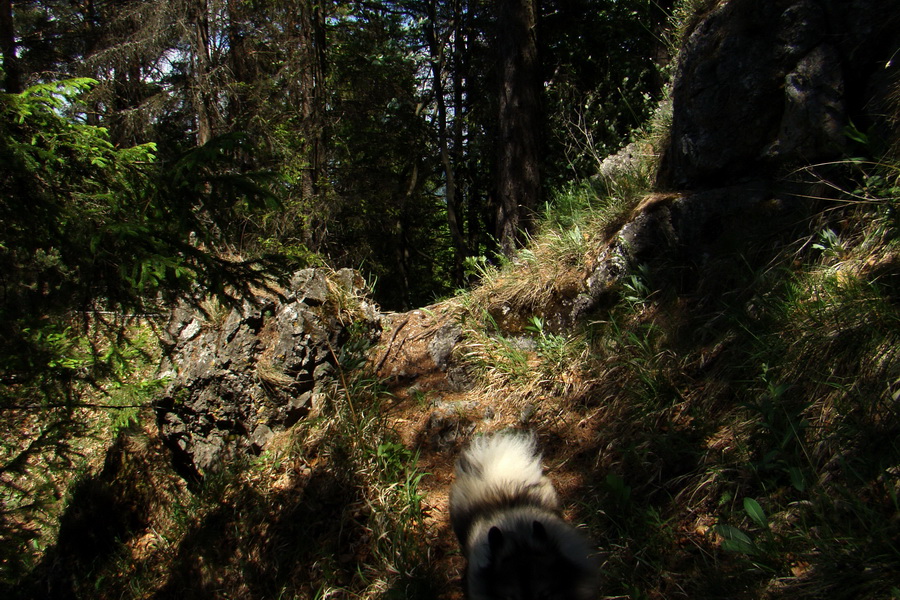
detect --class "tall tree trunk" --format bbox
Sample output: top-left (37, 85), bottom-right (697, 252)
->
top-left (191, 0), bottom-right (214, 146)
top-left (454, 0), bottom-right (476, 259)
top-left (496, 0), bottom-right (540, 257)
top-left (297, 0), bottom-right (327, 251)
top-left (426, 0), bottom-right (467, 283)
top-left (226, 0), bottom-right (251, 124)
top-left (0, 0), bottom-right (20, 93)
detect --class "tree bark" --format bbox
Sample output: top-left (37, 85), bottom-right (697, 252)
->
top-left (191, 0), bottom-right (214, 146)
top-left (0, 0), bottom-right (20, 93)
top-left (426, 0), bottom-right (467, 283)
top-left (226, 0), bottom-right (251, 124)
top-left (297, 0), bottom-right (327, 251)
top-left (496, 0), bottom-right (541, 257)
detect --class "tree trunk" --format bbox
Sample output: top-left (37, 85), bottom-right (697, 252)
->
top-left (226, 0), bottom-right (251, 124)
top-left (496, 0), bottom-right (541, 257)
top-left (454, 0), bottom-right (477, 259)
top-left (191, 0), bottom-right (214, 146)
top-left (426, 0), bottom-right (467, 283)
top-left (0, 0), bottom-right (20, 93)
top-left (297, 0), bottom-right (327, 251)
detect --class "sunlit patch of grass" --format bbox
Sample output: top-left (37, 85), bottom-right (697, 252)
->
top-left (460, 140), bottom-right (657, 334)
top-left (456, 305), bottom-right (598, 421)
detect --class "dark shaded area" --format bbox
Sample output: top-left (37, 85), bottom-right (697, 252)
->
top-left (153, 466), bottom-right (361, 599)
top-left (0, 416), bottom-right (85, 591)
top-left (658, 0), bottom-right (900, 190)
top-left (7, 426), bottom-right (440, 600)
top-left (8, 434), bottom-right (155, 599)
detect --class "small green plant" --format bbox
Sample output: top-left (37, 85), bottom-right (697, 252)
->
top-left (811, 227), bottom-right (846, 259)
top-left (604, 473), bottom-right (632, 509)
top-left (741, 366), bottom-right (812, 491)
top-left (463, 254), bottom-right (495, 282)
top-left (409, 388), bottom-right (429, 407)
top-left (258, 237), bottom-right (324, 266)
top-left (622, 264), bottom-right (655, 309)
top-left (715, 497), bottom-right (780, 569)
top-left (524, 315), bottom-right (581, 378)
top-left (374, 440), bottom-right (412, 478)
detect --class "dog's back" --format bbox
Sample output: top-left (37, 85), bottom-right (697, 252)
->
top-left (449, 431), bottom-right (599, 600)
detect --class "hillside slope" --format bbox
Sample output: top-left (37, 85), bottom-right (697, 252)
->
top-left (4, 0), bottom-right (900, 598)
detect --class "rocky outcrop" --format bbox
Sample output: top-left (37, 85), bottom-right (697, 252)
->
top-left (581, 182), bottom-right (785, 310)
top-left (374, 304), bottom-right (469, 387)
top-left (577, 0), bottom-right (900, 311)
top-left (658, 0), bottom-right (900, 189)
top-left (155, 268), bottom-right (379, 479)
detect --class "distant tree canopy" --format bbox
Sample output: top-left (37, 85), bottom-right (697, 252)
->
top-left (0, 0), bottom-right (670, 310)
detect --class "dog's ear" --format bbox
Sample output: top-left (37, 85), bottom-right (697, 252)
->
top-left (488, 526), bottom-right (505, 555)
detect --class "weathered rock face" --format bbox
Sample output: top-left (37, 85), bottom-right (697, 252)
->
top-left (155, 268), bottom-right (380, 479)
top-left (582, 182), bottom-right (784, 306)
top-left (374, 305), bottom-right (469, 386)
top-left (658, 0), bottom-right (900, 189)
top-left (573, 0), bottom-right (900, 312)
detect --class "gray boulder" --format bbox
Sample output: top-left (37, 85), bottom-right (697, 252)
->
top-left (658, 0), bottom-right (899, 189)
top-left (155, 269), bottom-right (379, 479)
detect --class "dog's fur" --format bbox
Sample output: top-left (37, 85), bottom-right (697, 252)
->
top-left (449, 431), bottom-right (599, 600)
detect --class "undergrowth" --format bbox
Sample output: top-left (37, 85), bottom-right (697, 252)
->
top-left (454, 139), bottom-right (900, 598)
top-left (4, 165), bottom-right (899, 599)
top-left (2, 322), bottom-right (436, 600)
top-left (579, 160), bottom-right (899, 598)
top-left (0, 314), bottom-right (164, 590)
top-left (6, 143), bottom-right (899, 600)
